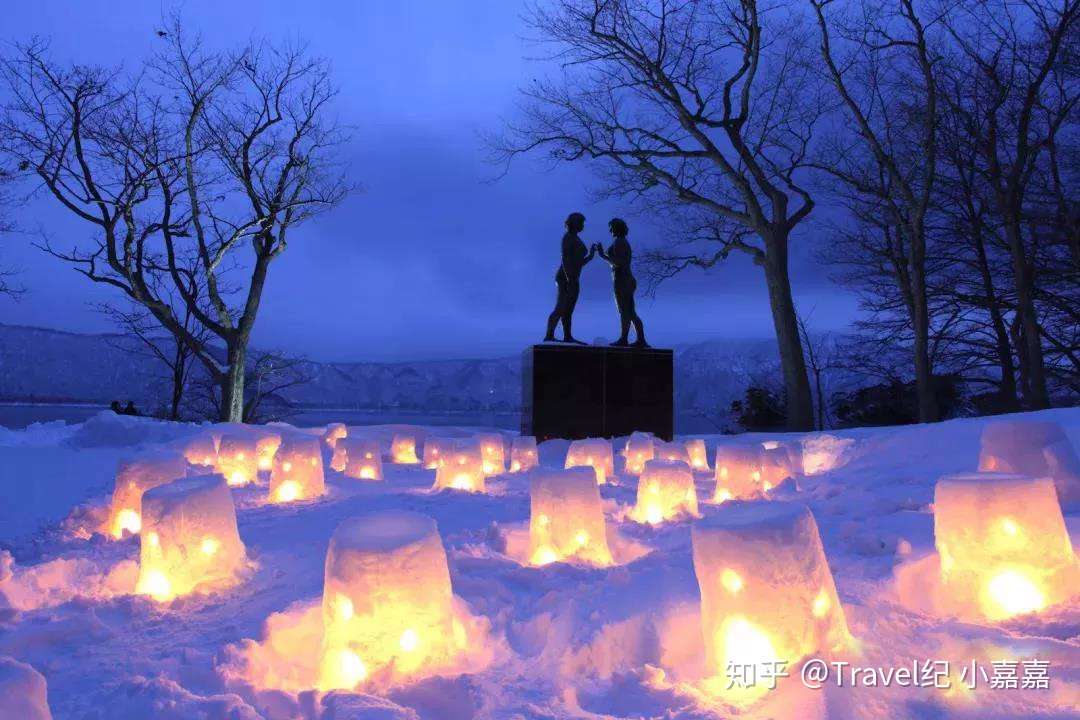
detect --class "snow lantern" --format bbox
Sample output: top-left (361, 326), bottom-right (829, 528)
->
top-left (510, 436), bottom-right (539, 473)
top-left (692, 503), bottom-right (850, 702)
top-left (270, 435), bottom-right (326, 503)
top-left (324, 423), bottom-right (348, 451)
top-left (340, 438), bottom-right (384, 482)
top-left (685, 438), bottom-right (710, 472)
top-left (476, 433), bottom-right (507, 475)
top-left (256, 432), bottom-right (282, 472)
top-left (107, 450), bottom-right (188, 538)
top-left (934, 472), bottom-right (1077, 620)
top-left (529, 467), bottom-right (612, 566)
top-left (136, 474), bottom-right (246, 602)
top-left (182, 432), bottom-right (218, 467)
top-left (423, 437), bottom-right (455, 470)
top-left (632, 459), bottom-right (699, 525)
top-left (978, 421), bottom-right (1080, 506)
top-left (217, 432), bottom-right (258, 487)
top-left (432, 444), bottom-right (486, 493)
top-left (655, 441), bottom-right (691, 465)
top-left (623, 431), bottom-right (655, 475)
top-left (0, 657), bottom-right (52, 720)
top-left (564, 438), bottom-right (615, 485)
top-left (712, 445), bottom-right (766, 502)
top-left (318, 511), bottom-right (460, 689)
top-left (330, 441), bottom-right (348, 473)
top-left (391, 433), bottom-right (420, 464)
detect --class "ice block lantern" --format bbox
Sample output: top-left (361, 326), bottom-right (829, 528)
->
top-left (270, 435), bottom-right (326, 503)
top-left (391, 433), bottom-right (420, 464)
top-left (655, 441), bottom-right (691, 465)
top-left (510, 436), bottom-right (539, 473)
top-left (623, 431), bottom-right (655, 475)
top-left (340, 438), bottom-right (384, 482)
top-left (564, 438), bottom-right (615, 485)
top-left (423, 437), bottom-right (454, 470)
top-left (934, 472), bottom-right (1077, 621)
top-left (217, 433), bottom-right (258, 487)
top-left (633, 459), bottom-right (699, 525)
top-left (136, 475), bottom-right (246, 602)
top-left (323, 423), bottom-right (348, 451)
top-left (685, 438), bottom-right (710, 472)
top-left (476, 433), bottom-right (507, 475)
top-left (107, 450), bottom-right (188, 538)
top-left (978, 420), bottom-right (1080, 506)
top-left (692, 503), bottom-right (850, 702)
top-left (255, 432), bottom-right (281, 472)
top-left (182, 432), bottom-right (218, 467)
top-left (432, 444), bottom-right (486, 493)
top-left (760, 447), bottom-right (791, 491)
top-left (529, 467), bottom-right (612, 566)
top-left (712, 445), bottom-right (765, 502)
top-left (318, 511), bottom-right (460, 689)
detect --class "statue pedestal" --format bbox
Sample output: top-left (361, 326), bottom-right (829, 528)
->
top-left (521, 344), bottom-right (673, 441)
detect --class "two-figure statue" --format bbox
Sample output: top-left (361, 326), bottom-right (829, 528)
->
top-left (543, 212), bottom-right (648, 347)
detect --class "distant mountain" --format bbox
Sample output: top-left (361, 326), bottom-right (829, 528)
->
top-left (0, 323), bottom-right (786, 431)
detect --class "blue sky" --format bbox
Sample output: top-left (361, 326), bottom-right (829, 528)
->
top-left (0, 0), bottom-right (858, 361)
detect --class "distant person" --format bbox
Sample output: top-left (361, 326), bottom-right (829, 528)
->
top-left (122, 401), bottom-right (141, 417)
top-left (595, 218), bottom-right (648, 347)
top-left (110, 401), bottom-right (123, 414)
top-left (543, 212), bottom-right (596, 344)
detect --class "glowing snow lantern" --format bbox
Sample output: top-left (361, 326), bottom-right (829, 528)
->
top-left (564, 438), bottom-right (615, 485)
top-left (476, 433), bottom-right (507, 475)
top-left (622, 431), bottom-right (655, 475)
top-left (217, 433), bottom-right (258, 487)
top-left (655, 441), bottom-right (690, 465)
top-left (632, 459), bottom-right (699, 525)
top-left (182, 432), bottom-right (218, 467)
top-left (391, 433), bottom-right (420, 464)
top-left (136, 474), bottom-right (246, 602)
top-left (318, 511), bottom-right (460, 689)
top-left (255, 432), bottom-right (281, 472)
top-left (510, 436), bottom-right (539, 473)
top-left (934, 472), bottom-right (1077, 621)
top-left (685, 438), bottom-right (710, 472)
top-left (270, 435), bottom-right (326, 503)
top-left (978, 421), bottom-right (1080, 506)
top-left (323, 423), bottom-right (348, 451)
top-left (423, 437), bottom-right (454, 470)
top-left (713, 445), bottom-right (766, 502)
top-left (529, 467), bottom-right (612, 565)
top-left (339, 437), bottom-right (384, 482)
top-left (432, 444), bottom-right (486, 493)
top-left (107, 451), bottom-right (188, 538)
top-left (692, 503), bottom-right (850, 702)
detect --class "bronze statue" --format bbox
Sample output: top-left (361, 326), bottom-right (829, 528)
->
top-left (595, 218), bottom-right (648, 347)
top-left (544, 212), bottom-right (596, 344)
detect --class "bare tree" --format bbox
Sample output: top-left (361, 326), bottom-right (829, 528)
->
top-left (0, 21), bottom-right (350, 422)
top-left (494, 0), bottom-right (821, 430)
top-left (190, 348), bottom-right (310, 423)
top-left (809, 0), bottom-right (944, 422)
top-left (941, 0), bottom-right (1079, 408)
top-left (0, 163), bottom-right (20, 297)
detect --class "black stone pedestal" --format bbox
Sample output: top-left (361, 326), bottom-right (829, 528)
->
top-left (521, 344), bottom-right (674, 442)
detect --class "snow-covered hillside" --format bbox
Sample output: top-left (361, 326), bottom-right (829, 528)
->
top-left (0, 409), bottom-right (1077, 719)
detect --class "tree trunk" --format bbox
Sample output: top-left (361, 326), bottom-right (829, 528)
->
top-left (1003, 219), bottom-right (1051, 408)
top-left (910, 269), bottom-right (938, 423)
top-left (220, 342), bottom-right (246, 423)
top-left (763, 235), bottom-right (814, 431)
top-left (813, 366), bottom-right (825, 431)
top-left (970, 225), bottom-right (1020, 410)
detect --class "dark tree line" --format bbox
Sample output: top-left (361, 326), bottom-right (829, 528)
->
top-left (497, 0), bottom-right (1078, 429)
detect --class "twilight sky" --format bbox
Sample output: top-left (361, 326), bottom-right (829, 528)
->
top-left (0, 0), bottom-right (859, 362)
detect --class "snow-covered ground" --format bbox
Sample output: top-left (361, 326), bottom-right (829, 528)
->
top-left (0, 409), bottom-right (1078, 719)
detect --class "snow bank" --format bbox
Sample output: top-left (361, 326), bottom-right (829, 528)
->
top-left (0, 656), bottom-right (51, 720)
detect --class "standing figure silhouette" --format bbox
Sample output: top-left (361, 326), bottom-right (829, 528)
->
top-left (596, 218), bottom-right (648, 347)
top-left (544, 212), bottom-right (596, 344)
